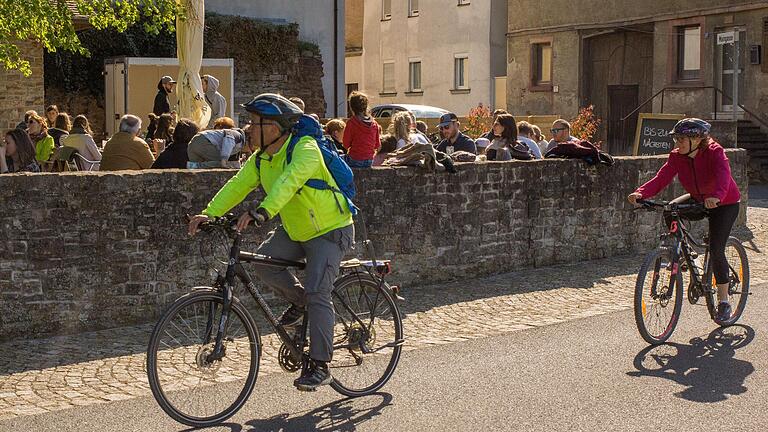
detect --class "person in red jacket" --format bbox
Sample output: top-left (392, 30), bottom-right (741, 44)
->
top-left (342, 91), bottom-right (380, 168)
top-left (628, 118), bottom-right (741, 322)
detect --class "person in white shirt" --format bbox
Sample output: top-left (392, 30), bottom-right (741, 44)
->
top-left (531, 124), bottom-right (549, 156)
top-left (406, 111), bottom-right (430, 144)
top-left (388, 111), bottom-right (426, 149)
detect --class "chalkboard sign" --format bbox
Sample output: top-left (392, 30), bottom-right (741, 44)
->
top-left (633, 113), bottom-right (685, 156)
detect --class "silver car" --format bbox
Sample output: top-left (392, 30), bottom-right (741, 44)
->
top-left (370, 104), bottom-right (450, 119)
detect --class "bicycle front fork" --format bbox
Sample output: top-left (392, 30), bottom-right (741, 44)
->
top-left (204, 275), bottom-right (235, 363)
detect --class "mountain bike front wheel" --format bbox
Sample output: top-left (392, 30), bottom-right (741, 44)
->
top-left (634, 248), bottom-right (684, 345)
top-left (146, 289), bottom-right (261, 427)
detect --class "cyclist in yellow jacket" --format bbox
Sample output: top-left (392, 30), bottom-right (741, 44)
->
top-left (188, 93), bottom-right (354, 391)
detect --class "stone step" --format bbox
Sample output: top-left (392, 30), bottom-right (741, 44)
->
top-left (738, 135), bottom-right (768, 143)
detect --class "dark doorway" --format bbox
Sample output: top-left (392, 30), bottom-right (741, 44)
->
top-left (581, 27), bottom-right (653, 151)
top-left (608, 85), bottom-right (639, 155)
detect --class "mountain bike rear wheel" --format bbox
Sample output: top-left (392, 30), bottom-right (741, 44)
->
top-left (708, 237), bottom-right (750, 326)
top-left (147, 290), bottom-right (261, 427)
top-left (634, 248), bottom-right (684, 345)
top-left (329, 273), bottom-right (403, 397)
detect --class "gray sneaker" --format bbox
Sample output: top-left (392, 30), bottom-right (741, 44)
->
top-left (715, 301), bottom-right (732, 323)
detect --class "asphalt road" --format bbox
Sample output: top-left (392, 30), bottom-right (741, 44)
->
top-left (2, 283), bottom-right (765, 432)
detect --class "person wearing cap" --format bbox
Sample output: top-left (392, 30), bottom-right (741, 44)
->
top-left (628, 118), bottom-right (741, 323)
top-left (187, 93), bottom-right (355, 392)
top-left (435, 112), bottom-right (477, 155)
top-left (474, 137), bottom-right (491, 155)
top-left (153, 76), bottom-right (176, 116)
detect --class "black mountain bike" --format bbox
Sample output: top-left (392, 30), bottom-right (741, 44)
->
top-left (633, 199), bottom-right (749, 345)
top-left (146, 215), bottom-right (405, 427)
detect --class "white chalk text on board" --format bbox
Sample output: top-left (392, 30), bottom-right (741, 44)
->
top-left (633, 113), bottom-right (685, 156)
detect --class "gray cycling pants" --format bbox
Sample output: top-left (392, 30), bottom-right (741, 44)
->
top-left (252, 224), bottom-right (354, 362)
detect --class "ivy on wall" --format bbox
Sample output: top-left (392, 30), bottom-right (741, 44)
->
top-left (44, 13), bottom-right (320, 99)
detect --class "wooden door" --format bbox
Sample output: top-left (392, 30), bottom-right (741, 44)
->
top-left (607, 85), bottom-right (639, 155)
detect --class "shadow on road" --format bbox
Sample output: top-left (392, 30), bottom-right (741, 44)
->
top-left (627, 325), bottom-right (755, 402)
top-left (181, 393), bottom-right (393, 432)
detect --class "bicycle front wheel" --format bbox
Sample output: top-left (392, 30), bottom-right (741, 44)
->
top-left (634, 248), bottom-right (684, 345)
top-left (146, 290), bottom-right (261, 427)
top-left (330, 273), bottom-right (403, 397)
top-left (713, 237), bottom-right (750, 326)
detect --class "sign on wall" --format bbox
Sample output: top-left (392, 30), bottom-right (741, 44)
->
top-left (717, 31), bottom-right (737, 45)
top-left (632, 113), bottom-right (686, 156)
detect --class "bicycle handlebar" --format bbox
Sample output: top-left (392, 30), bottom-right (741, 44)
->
top-left (185, 213), bottom-right (246, 234)
top-left (635, 199), bottom-right (707, 213)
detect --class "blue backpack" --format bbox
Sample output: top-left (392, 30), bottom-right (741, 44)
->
top-left (257, 115), bottom-right (358, 215)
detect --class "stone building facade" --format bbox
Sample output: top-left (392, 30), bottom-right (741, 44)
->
top-left (506, 0), bottom-right (768, 155)
top-left (0, 41), bottom-right (44, 131)
top-left (346, 0), bottom-right (508, 115)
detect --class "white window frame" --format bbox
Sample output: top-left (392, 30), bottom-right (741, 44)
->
top-left (454, 54), bottom-right (469, 90)
top-left (382, 0), bottom-right (392, 20)
top-left (409, 58), bottom-right (422, 92)
top-left (409, 0), bottom-right (419, 17)
top-left (382, 61), bottom-right (396, 93)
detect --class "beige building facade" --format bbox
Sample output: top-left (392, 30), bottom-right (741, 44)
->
top-left (346, 0), bottom-right (508, 116)
top-left (506, 0), bottom-right (768, 154)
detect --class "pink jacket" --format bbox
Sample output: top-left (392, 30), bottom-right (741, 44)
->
top-left (635, 139), bottom-right (740, 205)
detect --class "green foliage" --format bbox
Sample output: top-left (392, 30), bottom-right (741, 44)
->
top-left (45, 19), bottom-right (176, 97)
top-left (0, 0), bottom-right (180, 76)
top-left (297, 41), bottom-right (321, 57)
top-left (45, 13), bottom-right (321, 99)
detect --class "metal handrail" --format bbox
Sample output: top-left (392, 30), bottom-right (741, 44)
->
top-left (621, 85), bottom-right (768, 131)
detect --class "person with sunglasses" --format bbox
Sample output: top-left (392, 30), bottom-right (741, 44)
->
top-left (435, 112), bottom-right (477, 155)
top-left (627, 118), bottom-right (741, 323)
top-left (26, 113), bottom-right (55, 164)
top-left (545, 119), bottom-right (578, 153)
top-left (188, 93), bottom-right (355, 391)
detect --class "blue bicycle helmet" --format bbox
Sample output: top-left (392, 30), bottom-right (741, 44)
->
top-left (241, 93), bottom-right (303, 131)
top-left (670, 118), bottom-right (711, 136)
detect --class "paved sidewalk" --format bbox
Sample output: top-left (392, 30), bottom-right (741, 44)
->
top-left (0, 205), bottom-right (765, 420)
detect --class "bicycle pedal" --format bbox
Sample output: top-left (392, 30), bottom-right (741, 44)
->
top-left (294, 385), bottom-right (317, 392)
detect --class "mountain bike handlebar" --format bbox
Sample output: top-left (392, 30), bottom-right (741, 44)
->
top-left (635, 199), bottom-right (707, 213)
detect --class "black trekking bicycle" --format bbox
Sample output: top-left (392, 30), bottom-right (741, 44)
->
top-left (146, 215), bottom-right (404, 427)
top-left (633, 199), bottom-right (749, 345)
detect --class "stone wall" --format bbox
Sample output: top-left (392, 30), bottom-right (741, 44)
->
top-left (0, 41), bottom-right (44, 131)
top-left (0, 151), bottom-right (748, 341)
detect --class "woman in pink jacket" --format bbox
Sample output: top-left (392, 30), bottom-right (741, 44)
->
top-left (627, 118), bottom-right (741, 322)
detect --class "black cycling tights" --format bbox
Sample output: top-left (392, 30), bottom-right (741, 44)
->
top-left (663, 194), bottom-right (739, 285)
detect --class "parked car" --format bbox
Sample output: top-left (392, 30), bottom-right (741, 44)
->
top-left (370, 104), bottom-right (449, 119)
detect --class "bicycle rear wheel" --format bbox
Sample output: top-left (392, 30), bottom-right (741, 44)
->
top-left (329, 273), bottom-right (403, 397)
top-left (146, 290), bottom-right (260, 427)
top-left (634, 248), bottom-right (684, 345)
top-left (711, 237), bottom-right (750, 326)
